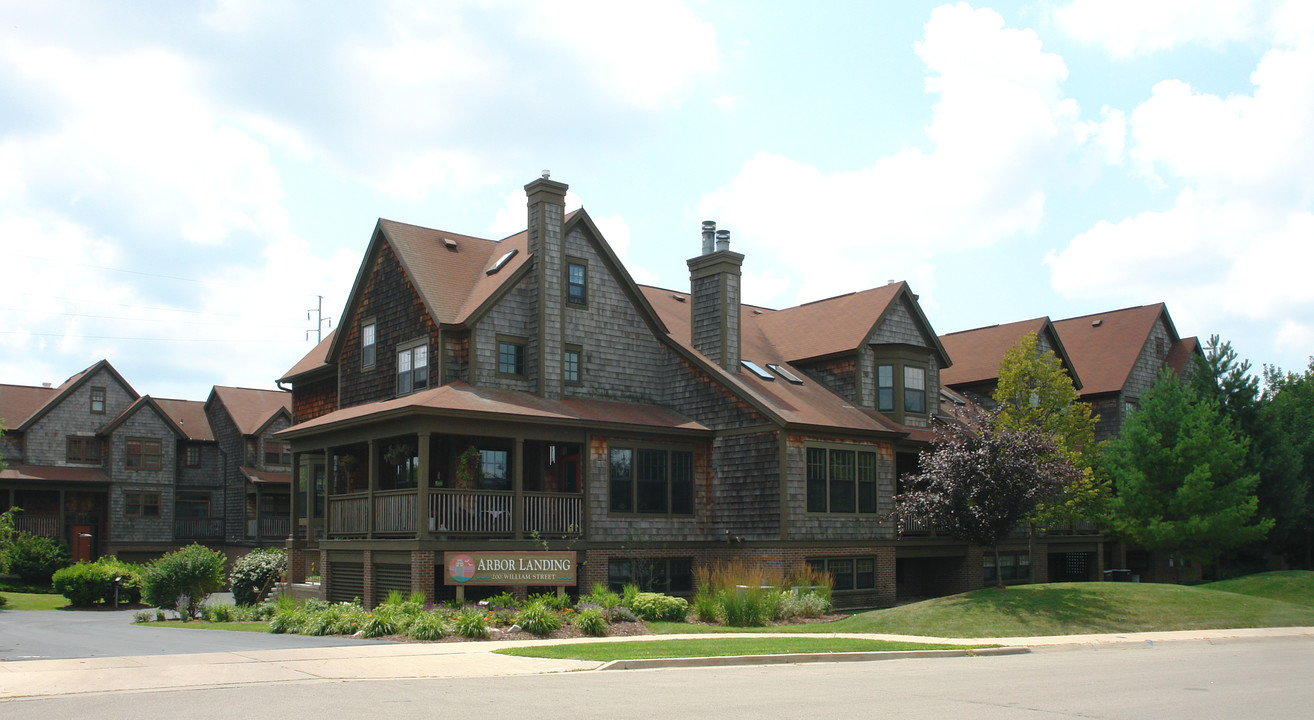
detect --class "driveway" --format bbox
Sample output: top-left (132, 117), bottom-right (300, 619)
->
top-left (0, 605), bottom-right (390, 662)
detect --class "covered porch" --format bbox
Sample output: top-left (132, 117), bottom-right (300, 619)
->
top-left (2, 466), bottom-right (109, 562)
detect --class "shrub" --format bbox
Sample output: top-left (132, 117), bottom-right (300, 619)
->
top-left (5, 532), bottom-right (71, 584)
top-left (691, 589), bottom-right (721, 623)
top-left (301, 611), bottom-right (333, 636)
top-left (0, 595), bottom-right (6, 608)
top-left (52, 562), bottom-right (115, 606)
top-left (361, 607), bottom-right (402, 638)
top-left (718, 587), bottom-right (775, 627)
top-left (515, 599), bottom-right (562, 636)
top-left (572, 607), bottom-right (608, 637)
top-left (133, 609), bottom-right (154, 623)
top-left (408, 612), bottom-right (448, 640)
top-left (621, 583), bottom-right (639, 609)
top-left (605, 605), bottom-right (638, 623)
top-left (528, 591), bottom-right (571, 611)
top-left (141, 543), bottom-right (227, 618)
top-left (229, 548), bottom-right (286, 606)
top-left (324, 602), bottom-right (368, 635)
top-left (269, 608), bottom-right (306, 634)
top-left (794, 591), bottom-right (831, 618)
top-left (381, 589), bottom-right (407, 607)
top-left (96, 556), bottom-right (145, 604)
top-left (452, 608), bottom-right (489, 639)
top-left (584, 583), bottom-right (621, 610)
top-left (204, 603), bottom-right (235, 622)
top-left (625, 592), bottom-right (688, 622)
top-left (485, 591), bottom-right (519, 610)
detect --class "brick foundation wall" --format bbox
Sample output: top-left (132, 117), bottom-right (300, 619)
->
top-left (411, 550), bottom-right (435, 604)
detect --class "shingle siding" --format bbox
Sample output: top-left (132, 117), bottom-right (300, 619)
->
top-left (783, 434), bottom-right (897, 542)
top-left (24, 367), bottom-right (134, 467)
top-left (106, 408), bottom-right (177, 544)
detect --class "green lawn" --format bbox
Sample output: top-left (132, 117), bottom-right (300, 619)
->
top-left (142, 620), bottom-right (272, 632)
top-left (653, 574), bottom-right (1314, 639)
top-left (1201, 570), bottom-right (1314, 607)
top-left (496, 637), bottom-right (986, 661)
top-left (0, 591), bottom-right (69, 611)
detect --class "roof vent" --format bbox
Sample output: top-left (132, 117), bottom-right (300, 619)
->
top-left (443, 237), bottom-right (458, 250)
top-left (42, 382), bottom-right (52, 388)
top-left (541, 169), bottom-right (550, 179)
top-left (715, 229), bottom-right (730, 252)
top-left (673, 294), bottom-right (686, 303)
top-left (701, 221), bottom-right (716, 255)
top-left (1092, 319), bottom-right (1103, 327)
top-left (486, 248), bottom-right (518, 275)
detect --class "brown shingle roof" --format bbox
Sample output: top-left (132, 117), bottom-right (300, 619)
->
top-left (752, 285), bottom-right (901, 362)
top-left (154, 397), bottom-right (214, 442)
top-left (1166, 336), bottom-right (1201, 377)
top-left (15, 360), bottom-right (139, 432)
top-left (280, 380), bottom-right (709, 437)
top-left (279, 330), bottom-right (336, 384)
top-left (209, 386), bottom-right (291, 436)
top-left (1052, 303), bottom-right (1175, 397)
top-left (0, 383), bottom-right (57, 427)
top-left (0, 464), bottom-right (109, 484)
top-left (938, 317), bottom-right (1082, 391)
top-left (240, 467), bottom-right (290, 485)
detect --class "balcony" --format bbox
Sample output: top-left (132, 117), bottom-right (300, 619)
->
top-left (174, 517), bottom-right (224, 540)
top-left (327, 489), bottom-right (581, 540)
top-left (247, 516), bottom-right (291, 541)
top-left (15, 515), bottom-right (60, 538)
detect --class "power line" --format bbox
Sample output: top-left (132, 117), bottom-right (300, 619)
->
top-left (14, 291), bottom-right (252, 319)
top-left (0, 330), bottom-right (309, 344)
top-left (0, 306), bottom-right (306, 329)
top-left (15, 254), bottom-right (246, 290)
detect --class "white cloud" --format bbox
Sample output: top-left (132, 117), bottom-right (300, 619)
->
top-left (1055, 0), bottom-right (1260, 58)
top-left (697, 3), bottom-right (1099, 308)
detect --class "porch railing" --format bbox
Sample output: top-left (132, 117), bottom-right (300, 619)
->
top-left (522, 492), bottom-right (581, 536)
top-left (374, 489), bottom-right (416, 535)
top-left (430, 490), bottom-right (513, 535)
top-left (15, 515), bottom-right (60, 538)
top-left (247, 516), bottom-right (291, 540)
top-left (175, 517), bottom-right (224, 540)
top-left (329, 495), bottom-right (369, 536)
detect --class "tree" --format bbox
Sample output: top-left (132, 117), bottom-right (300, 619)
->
top-left (1253, 361), bottom-right (1314, 566)
top-left (992, 332), bottom-right (1105, 528)
top-left (896, 410), bottom-right (1080, 587)
top-left (1103, 370), bottom-right (1272, 580)
top-left (1188, 334), bottom-right (1260, 434)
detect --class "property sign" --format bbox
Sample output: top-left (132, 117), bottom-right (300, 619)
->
top-left (443, 551), bottom-right (577, 586)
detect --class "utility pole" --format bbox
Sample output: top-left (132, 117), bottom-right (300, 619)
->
top-left (306, 295), bottom-right (331, 342)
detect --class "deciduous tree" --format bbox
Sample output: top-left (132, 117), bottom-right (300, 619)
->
top-left (896, 410), bottom-right (1080, 587)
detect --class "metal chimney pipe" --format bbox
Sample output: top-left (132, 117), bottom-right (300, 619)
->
top-left (701, 221), bottom-right (716, 255)
top-left (715, 229), bottom-right (730, 252)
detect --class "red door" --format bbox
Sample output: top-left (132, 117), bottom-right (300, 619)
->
top-left (71, 524), bottom-right (94, 562)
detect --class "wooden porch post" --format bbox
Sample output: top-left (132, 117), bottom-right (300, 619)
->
top-left (513, 437), bottom-right (523, 539)
top-left (417, 432), bottom-right (431, 539)
top-left (367, 439), bottom-right (378, 539)
top-left (320, 448), bottom-right (331, 538)
top-left (289, 452), bottom-right (302, 540)
top-left (58, 489), bottom-right (66, 547)
top-left (256, 476), bottom-right (265, 543)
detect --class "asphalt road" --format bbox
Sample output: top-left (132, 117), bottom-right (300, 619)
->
top-left (2, 635), bottom-right (1311, 719)
top-left (0, 607), bottom-right (389, 661)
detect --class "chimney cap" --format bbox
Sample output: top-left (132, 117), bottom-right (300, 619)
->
top-left (541, 169), bottom-right (550, 179)
top-left (701, 220), bottom-right (716, 230)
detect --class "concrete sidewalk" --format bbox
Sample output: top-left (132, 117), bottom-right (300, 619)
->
top-left (2, 627), bottom-right (1310, 700)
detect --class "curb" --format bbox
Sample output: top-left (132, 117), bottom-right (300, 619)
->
top-left (595, 645), bottom-right (1030, 671)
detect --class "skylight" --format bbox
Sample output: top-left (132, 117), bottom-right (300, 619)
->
top-left (767, 364), bottom-right (804, 385)
top-left (741, 361), bottom-right (774, 380)
top-left (486, 248), bottom-right (518, 275)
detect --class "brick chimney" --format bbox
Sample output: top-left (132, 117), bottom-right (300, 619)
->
top-left (526, 171), bottom-right (568, 398)
top-left (687, 221), bottom-right (744, 372)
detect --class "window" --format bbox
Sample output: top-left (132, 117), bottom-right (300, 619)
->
top-left (608, 557), bottom-right (693, 594)
top-left (361, 321), bottom-right (376, 368)
top-left (185, 445), bottom-right (202, 468)
top-left (609, 446), bottom-right (694, 515)
top-left (66, 436), bottom-right (101, 464)
top-left (806, 447), bottom-right (878, 514)
top-left (124, 492), bottom-right (160, 517)
top-left (563, 345), bottom-right (582, 385)
top-left (904, 366), bottom-right (926, 414)
top-left (264, 440), bottom-right (291, 466)
top-left (396, 342), bottom-right (429, 395)
top-left (175, 493), bottom-right (209, 518)
top-left (90, 386), bottom-right (106, 414)
top-left (566, 261), bottom-right (587, 306)
top-left (877, 365), bottom-right (894, 412)
top-left (125, 439), bottom-right (162, 470)
top-left (497, 338), bottom-right (526, 377)
top-left (479, 449), bottom-right (510, 490)
top-left (808, 557), bottom-right (876, 591)
top-left (983, 552), bottom-right (1030, 584)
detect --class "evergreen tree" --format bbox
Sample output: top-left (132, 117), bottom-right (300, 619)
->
top-left (992, 332), bottom-right (1105, 528)
top-left (1103, 370), bottom-right (1271, 579)
top-left (896, 410), bottom-right (1079, 587)
top-left (1254, 361), bottom-right (1314, 566)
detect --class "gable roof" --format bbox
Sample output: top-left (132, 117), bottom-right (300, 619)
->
top-left (1165, 336), bottom-right (1202, 377)
top-left (0, 383), bottom-right (57, 428)
top-left (15, 360), bottom-right (138, 432)
top-left (154, 397), bottom-right (214, 442)
top-left (99, 395), bottom-right (188, 440)
top-left (642, 285), bottom-right (908, 436)
top-left (1051, 303), bottom-right (1178, 397)
top-left (207, 386), bottom-right (292, 436)
top-left (938, 317), bottom-right (1082, 391)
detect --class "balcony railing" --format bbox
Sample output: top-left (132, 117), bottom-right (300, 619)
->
top-left (175, 517), bottom-right (224, 540)
top-left (325, 489), bottom-right (581, 539)
top-left (247, 516), bottom-right (291, 540)
top-left (16, 515), bottom-right (60, 538)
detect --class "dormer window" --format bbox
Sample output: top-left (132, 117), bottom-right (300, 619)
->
top-left (877, 365), bottom-right (894, 412)
top-left (397, 341), bottom-right (429, 395)
top-left (90, 386), bottom-right (106, 414)
top-left (904, 366), bottom-right (926, 414)
top-left (871, 345), bottom-right (932, 422)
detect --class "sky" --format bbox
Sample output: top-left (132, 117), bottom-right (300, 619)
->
top-left (2, 0), bottom-right (1311, 404)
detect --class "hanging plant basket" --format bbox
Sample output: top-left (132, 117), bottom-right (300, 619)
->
top-left (384, 443), bottom-right (413, 466)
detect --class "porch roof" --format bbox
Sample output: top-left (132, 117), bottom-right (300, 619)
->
top-left (0, 464), bottom-right (109, 484)
top-left (241, 467), bottom-right (291, 485)
top-left (278, 380), bottom-right (710, 438)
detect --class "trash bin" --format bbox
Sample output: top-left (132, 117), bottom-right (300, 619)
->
top-left (1103, 569), bottom-right (1132, 582)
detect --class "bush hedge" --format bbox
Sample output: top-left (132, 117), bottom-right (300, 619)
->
top-left (4, 532), bottom-right (71, 584)
top-left (624, 591), bottom-right (688, 622)
top-left (141, 543), bottom-right (226, 618)
top-left (229, 547), bottom-right (286, 606)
